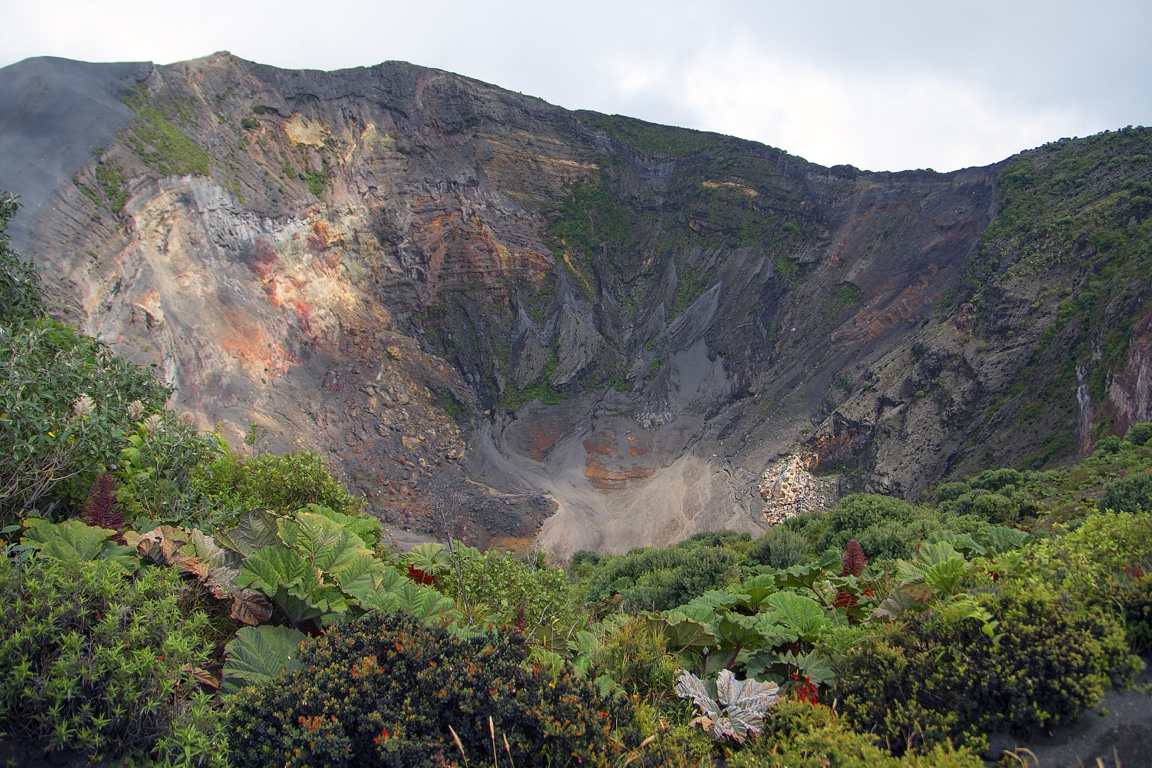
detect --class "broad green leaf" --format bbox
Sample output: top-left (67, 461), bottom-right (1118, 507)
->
top-left (21, 519), bottom-right (139, 572)
top-left (278, 511), bottom-right (366, 574)
top-left (235, 544), bottom-right (341, 622)
top-left (529, 647), bottom-right (566, 675)
top-left (571, 630), bottom-right (602, 659)
top-left (774, 649), bottom-right (837, 686)
top-left (389, 582), bottom-right (456, 621)
top-left (917, 540), bottom-right (964, 567)
top-left (753, 613), bottom-right (799, 648)
top-left (686, 590), bottom-right (742, 611)
top-left (23, 518), bottom-right (114, 560)
top-left (338, 558), bottom-right (392, 600)
top-left (235, 544), bottom-right (310, 596)
top-left (665, 603), bottom-right (719, 628)
top-left (931, 531), bottom-right (986, 558)
top-left (216, 508), bottom-right (280, 556)
top-left (404, 542), bottom-right (450, 575)
top-left (325, 547), bottom-right (382, 591)
top-left (762, 591), bottom-right (829, 643)
top-left (716, 615), bottom-right (766, 653)
top-left (745, 649), bottom-right (836, 686)
top-left (186, 528), bottom-right (240, 569)
top-left (298, 503), bottom-right (382, 548)
top-left (870, 585), bottom-right (933, 621)
top-left (982, 526), bottom-right (1032, 554)
top-left (222, 625), bottom-right (307, 695)
top-left (645, 613), bottom-right (717, 654)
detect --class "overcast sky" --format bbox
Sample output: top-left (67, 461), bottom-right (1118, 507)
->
top-left (3, 0), bottom-right (1150, 172)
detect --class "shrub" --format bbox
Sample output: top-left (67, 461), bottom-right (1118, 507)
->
top-left (0, 556), bottom-right (213, 760)
top-left (585, 545), bottom-right (740, 613)
top-left (964, 491), bottom-right (1016, 523)
top-left (197, 450), bottom-right (362, 523)
top-left (1098, 472), bottom-right (1152, 513)
top-left (444, 545), bottom-right (586, 634)
top-left (967, 468), bottom-right (1024, 492)
top-left (834, 582), bottom-right (1140, 754)
top-left (0, 193), bottom-right (44, 327)
top-left (226, 614), bottom-right (641, 767)
top-left (1121, 573), bottom-right (1152, 652)
top-left (0, 318), bottom-right (173, 521)
top-left (678, 530), bottom-right (753, 552)
top-left (747, 528), bottom-right (811, 569)
top-left (1128, 422), bottom-right (1152, 446)
top-left (591, 617), bottom-right (680, 703)
top-left (115, 409), bottom-right (226, 527)
top-left (726, 699), bottom-right (982, 767)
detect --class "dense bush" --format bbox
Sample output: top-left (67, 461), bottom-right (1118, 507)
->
top-left (819, 494), bottom-right (946, 561)
top-left (226, 614), bottom-right (641, 767)
top-left (834, 582), bottom-right (1140, 754)
top-left (0, 318), bottom-right (176, 520)
top-left (0, 193), bottom-right (43, 327)
top-left (443, 544), bottom-right (586, 633)
top-left (747, 527), bottom-right (811, 569)
top-left (585, 543), bottom-right (741, 613)
top-left (1129, 422), bottom-right (1152, 446)
top-left (0, 555), bottom-right (213, 760)
top-left (197, 449), bottom-right (362, 524)
top-left (1121, 573), bottom-right (1152, 652)
top-left (115, 409), bottom-right (226, 527)
top-left (1098, 472), bottom-right (1152, 513)
top-left (589, 617), bottom-right (680, 703)
top-left (1022, 511), bottom-right (1152, 606)
top-left (726, 699), bottom-right (982, 768)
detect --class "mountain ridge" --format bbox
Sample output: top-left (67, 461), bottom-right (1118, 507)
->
top-left (1, 52), bottom-right (1148, 557)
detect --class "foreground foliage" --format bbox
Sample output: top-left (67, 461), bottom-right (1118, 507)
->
top-left (0, 555), bottom-right (215, 762)
top-left (226, 614), bottom-right (641, 767)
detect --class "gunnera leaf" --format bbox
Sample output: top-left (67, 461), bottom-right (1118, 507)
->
top-left (298, 503), bottom-right (382, 548)
top-left (216, 508), bottom-right (280, 557)
top-left (21, 518), bottom-right (139, 573)
top-left (762, 591), bottom-right (829, 643)
top-left (222, 625), bottom-right (307, 694)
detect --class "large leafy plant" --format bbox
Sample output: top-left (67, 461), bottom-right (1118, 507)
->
top-left (676, 669), bottom-right (781, 743)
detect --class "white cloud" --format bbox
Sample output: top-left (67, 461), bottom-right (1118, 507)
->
top-left (670, 44), bottom-right (1096, 171)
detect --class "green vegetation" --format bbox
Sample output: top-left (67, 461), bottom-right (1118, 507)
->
top-left (688, 182), bottom-right (808, 250)
top-left (0, 554), bottom-right (220, 763)
top-left (300, 166), bottom-right (328, 197)
top-left (577, 112), bottom-right (722, 159)
top-left (0, 194), bottom-right (43, 325)
top-left (95, 161), bottom-right (129, 211)
top-left (542, 177), bottom-right (631, 298)
top-left (123, 83), bottom-right (212, 176)
top-left (3, 195), bottom-right (1152, 766)
top-left (227, 614), bottom-right (641, 767)
top-left (497, 356), bottom-right (566, 410)
top-left (964, 127), bottom-right (1152, 448)
top-left (674, 264), bottom-right (714, 316)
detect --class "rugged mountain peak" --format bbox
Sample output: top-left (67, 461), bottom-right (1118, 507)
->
top-left (1, 54), bottom-right (1149, 556)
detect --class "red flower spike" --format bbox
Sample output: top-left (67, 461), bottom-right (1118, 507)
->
top-left (80, 472), bottom-right (127, 544)
top-left (839, 540), bottom-right (868, 578)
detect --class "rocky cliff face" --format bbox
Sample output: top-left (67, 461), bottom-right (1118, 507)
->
top-left (2, 53), bottom-right (1150, 557)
